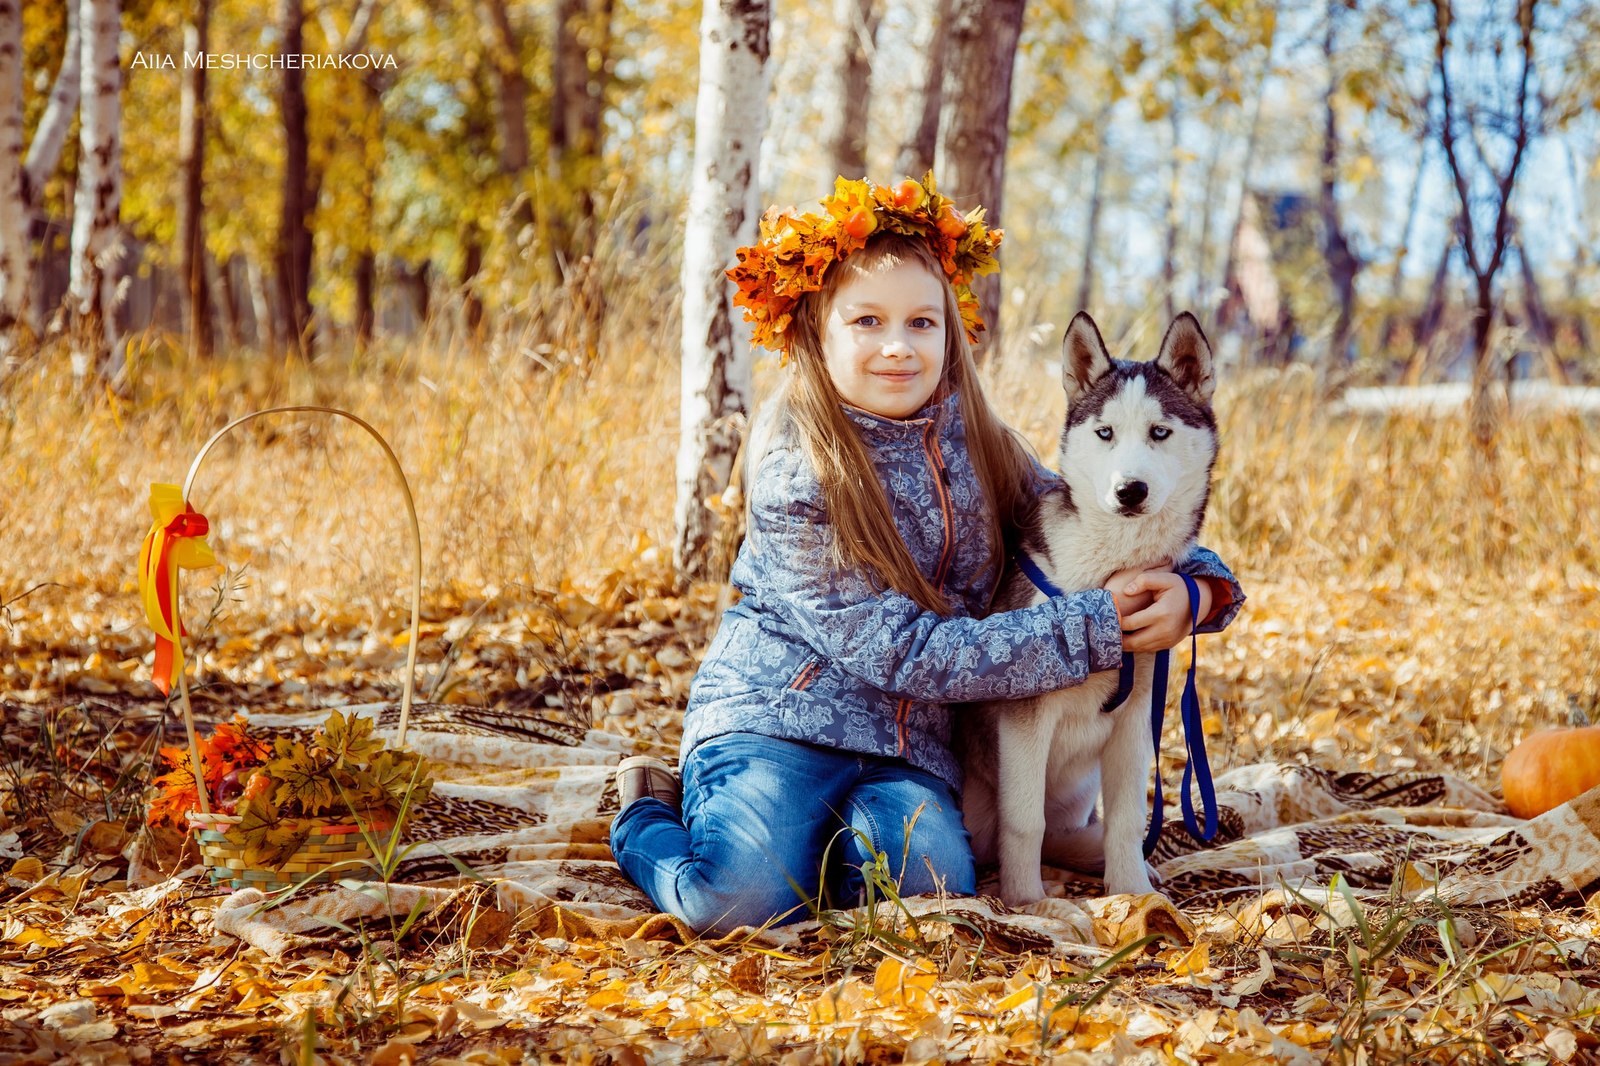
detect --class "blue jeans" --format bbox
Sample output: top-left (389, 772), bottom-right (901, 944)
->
top-left (610, 732), bottom-right (976, 934)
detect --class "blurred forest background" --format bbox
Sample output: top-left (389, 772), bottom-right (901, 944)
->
top-left (5, 0), bottom-right (1598, 390)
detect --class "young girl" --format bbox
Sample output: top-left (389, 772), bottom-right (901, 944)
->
top-left (610, 176), bottom-right (1244, 934)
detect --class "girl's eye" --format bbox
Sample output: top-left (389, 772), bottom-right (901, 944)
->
top-left (911, 316), bottom-right (937, 329)
top-left (854, 315), bottom-right (880, 327)
top-left (1150, 425), bottom-right (1172, 441)
top-left (1096, 426), bottom-right (1114, 441)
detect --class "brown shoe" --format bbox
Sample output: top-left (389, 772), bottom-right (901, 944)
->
top-left (616, 755), bottom-right (680, 810)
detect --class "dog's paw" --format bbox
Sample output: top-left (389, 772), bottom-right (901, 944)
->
top-left (1102, 871), bottom-right (1156, 897)
top-left (999, 878), bottom-right (1048, 910)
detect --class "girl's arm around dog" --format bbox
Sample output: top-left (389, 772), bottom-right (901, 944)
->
top-left (744, 452), bottom-right (1125, 703)
top-left (1027, 453), bottom-right (1245, 635)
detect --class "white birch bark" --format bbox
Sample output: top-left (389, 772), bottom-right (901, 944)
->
top-left (23, 0), bottom-right (80, 200)
top-left (0, 0), bottom-right (29, 334)
top-left (674, 0), bottom-right (770, 582)
top-left (68, 0), bottom-right (125, 371)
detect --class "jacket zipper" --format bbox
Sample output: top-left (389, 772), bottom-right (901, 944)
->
top-left (922, 422), bottom-right (955, 592)
top-left (902, 422), bottom-right (956, 756)
top-left (789, 659), bottom-right (820, 690)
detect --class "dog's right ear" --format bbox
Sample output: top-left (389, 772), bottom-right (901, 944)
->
top-left (1062, 312), bottom-right (1113, 407)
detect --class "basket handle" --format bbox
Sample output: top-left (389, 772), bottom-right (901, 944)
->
top-left (177, 406), bottom-right (423, 750)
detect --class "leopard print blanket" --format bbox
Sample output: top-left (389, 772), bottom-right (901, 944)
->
top-left (185, 702), bottom-right (1600, 957)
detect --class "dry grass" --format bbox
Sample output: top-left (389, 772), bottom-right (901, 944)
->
top-left (3, 319), bottom-right (1599, 765)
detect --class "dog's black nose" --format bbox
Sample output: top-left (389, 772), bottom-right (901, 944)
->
top-left (1115, 480), bottom-right (1148, 507)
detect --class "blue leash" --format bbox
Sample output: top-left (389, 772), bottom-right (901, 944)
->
top-left (1015, 555), bottom-right (1218, 856)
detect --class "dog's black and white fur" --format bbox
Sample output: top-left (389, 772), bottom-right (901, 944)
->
top-left (960, 311), bottom-right (1218, 904)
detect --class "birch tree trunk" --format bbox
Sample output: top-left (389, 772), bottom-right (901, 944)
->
top-left (276, 0), bottom-right (314, 358)
top-left (68, 0), bottom-right (125, 376)
top-left (674, 0), bottom-right (769, 584)
top-left (178, 0), bottom-right (212, 360)
top-left (895, 0), bottom-right (951, 178)
top-left (825, 0), bottom-right (878, 180)
top-left (22, 0), bottom-right (79, 204)
top-left (22, 1), bottom-right (78, 208)
top-left (938, 0), bottom-right (1025, 361)
top-left (0, 0), bottom-right (29, 338)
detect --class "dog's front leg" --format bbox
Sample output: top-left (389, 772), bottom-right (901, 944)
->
top-left (1099, 687), bottom-right (1158, 896)
top-left (994, 708), bottom-right (1055, 907)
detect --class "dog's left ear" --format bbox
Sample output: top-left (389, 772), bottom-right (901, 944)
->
top-left (1155, 312), bottom-right (1215, 405)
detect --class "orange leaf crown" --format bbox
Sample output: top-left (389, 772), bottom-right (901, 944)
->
top-left (727, 173), bottom-right (1003, 357)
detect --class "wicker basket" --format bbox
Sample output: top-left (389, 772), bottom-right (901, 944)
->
top-left (188, 810), bottom-right (397, 892)
top-left (159, 406), bottom-right (425, 894)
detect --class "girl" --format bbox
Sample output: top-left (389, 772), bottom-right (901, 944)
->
top-left (610, 176), bottom-right (1243, 934)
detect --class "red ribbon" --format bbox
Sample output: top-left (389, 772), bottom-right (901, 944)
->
top-left (144, 505), bottom-right (210, 696)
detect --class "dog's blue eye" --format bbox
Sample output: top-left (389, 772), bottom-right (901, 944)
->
top-left (1096, 426), bottom-right (1113, 441)
top-left (1150, 426), bottom-right (1172, 441)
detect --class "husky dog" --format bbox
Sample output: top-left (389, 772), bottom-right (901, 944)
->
top-left (961, 311), bottom-right (1218, 905)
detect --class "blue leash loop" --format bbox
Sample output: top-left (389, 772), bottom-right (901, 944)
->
top-left (1015, 555), bottom-right (1219, 857)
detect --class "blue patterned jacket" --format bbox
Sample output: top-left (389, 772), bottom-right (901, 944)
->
top-left (680, 389), bottom-right (1245, 788)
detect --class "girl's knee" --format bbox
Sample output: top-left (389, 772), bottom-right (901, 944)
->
top-left (896, 837), bottom-right (976, 897)
top-left (675, 866), bottom-right (815, 934)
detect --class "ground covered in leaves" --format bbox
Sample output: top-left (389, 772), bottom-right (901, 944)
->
top-left (2, 568), bottom-right (1599, 1065)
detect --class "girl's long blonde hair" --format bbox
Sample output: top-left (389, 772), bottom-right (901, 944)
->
top-left (763, 234), bottom-right (1037, 614)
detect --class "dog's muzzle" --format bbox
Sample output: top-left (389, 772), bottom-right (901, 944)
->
top-left (1114, 479), bottom-right (1149, 514)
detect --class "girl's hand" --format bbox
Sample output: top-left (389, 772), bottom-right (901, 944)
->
top-left (1104, 566), bottom-right (1156, 620)
top-left (1115, 571), bottom-right (1212, 653)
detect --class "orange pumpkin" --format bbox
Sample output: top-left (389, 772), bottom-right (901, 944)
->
top-left (1500, 726), bottom-right (1600, 819)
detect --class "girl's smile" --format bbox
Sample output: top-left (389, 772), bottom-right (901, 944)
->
top-left (822, 259), bottom-right (947, 419)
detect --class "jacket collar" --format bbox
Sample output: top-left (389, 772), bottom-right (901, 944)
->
top-left (839, 389), bottom-right (963, 445)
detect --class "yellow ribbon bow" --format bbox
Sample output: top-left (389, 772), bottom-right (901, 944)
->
top-left (137, 484), bottom-right (218, 695)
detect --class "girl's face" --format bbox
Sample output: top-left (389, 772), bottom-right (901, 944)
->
top-left (820, 258), bottom-right (947, 420)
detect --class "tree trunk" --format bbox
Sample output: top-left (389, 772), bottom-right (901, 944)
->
top-left (246, 254), bottom-right (277, 351)
top-left (674, 0), bottom-right (769, 584)
top-left (1191, 105), bottom-right (1226, 309)
top-left (895, 0), bottom-right (951, 178)
top-left (402, 259), bottom-right (431, 328)
top-left (459, 230), bottom-right (484, 337)
top-left (550, 0), bottom-right (614, 270)
top-left (1217, 33), bottom-right (1274, 325)
top-left (275, 0), bottom-right (314, 358)
top-left (216, 253), bottom-right (244, 349)
top-left (1434, 0), bottom-right (1534, 454)
top-left (1319, 2), bottom-right (1357, 382)
top-left (1403, 221), bottom-right (1454, 384)
top-left (825, 0), bottom-right (878, 180)
top-left (178, 0), bottom-right (212, 360)
top-left (22, 0), bottom-right (79, 205)
top-left (1075, 0), bottom-right (1124, 316)
top-left (1159, 0), bottom-right (1183, 321)
top-left (1513, 225), bottom-right (1564, 383)
top-left (353, 70), bottom-right (383, 351)
top-left (67, 0), bottom-right (125, 376)
top-left (1074, 137), bottom-right (1108, 314)
top-left (0, 0), bottom-right (29, 338)
top-left (938, 0), bottom-right (1025, 361)
top-left (483, 0), bottom-right (529, 177)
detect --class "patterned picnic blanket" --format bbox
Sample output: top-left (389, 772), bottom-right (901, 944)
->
top-left (135, 702), bottom-right (1600, 958)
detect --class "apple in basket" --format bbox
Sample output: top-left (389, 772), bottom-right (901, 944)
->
top-left (147, 710), bottom-right (434, 869)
